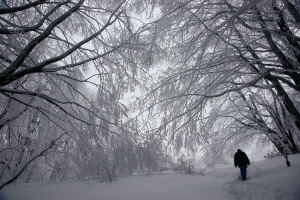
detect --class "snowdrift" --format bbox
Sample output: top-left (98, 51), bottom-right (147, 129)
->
top-left (1, 154), bottom-right (300, 200)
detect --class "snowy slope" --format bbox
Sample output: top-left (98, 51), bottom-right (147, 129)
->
top-left (1, 154), bottom-right (300, 200)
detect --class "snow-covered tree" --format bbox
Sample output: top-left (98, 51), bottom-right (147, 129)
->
top-left (0, 0), bottom-right (152, 188)
top-left (134, 0), bottom-right (300, 156)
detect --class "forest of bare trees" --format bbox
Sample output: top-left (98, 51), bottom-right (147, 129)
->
top-left (134, 0), bottom-right (300, 155)
top-left (0, 0), bottom-right (169, 189)
top-left (0, 0), bottom-right (300, 189)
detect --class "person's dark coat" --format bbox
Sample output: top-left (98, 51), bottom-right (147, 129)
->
top-left (234, 149), bottom-right (250, 167)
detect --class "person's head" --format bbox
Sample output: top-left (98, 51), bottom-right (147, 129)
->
top-left (237, 149), bottom-right (242, 152)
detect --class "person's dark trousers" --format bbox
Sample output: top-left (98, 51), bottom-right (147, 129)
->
top-left (238, 165), bottom-right (247, 180)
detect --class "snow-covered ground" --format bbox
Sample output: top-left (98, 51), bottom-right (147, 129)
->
top-left (1, 154), bottom-right (300, 200)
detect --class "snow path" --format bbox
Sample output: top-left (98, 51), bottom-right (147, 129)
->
top-left (222, 157), bottom-right (300, 200)
top-left (1, 154), bottom-right (300, 200)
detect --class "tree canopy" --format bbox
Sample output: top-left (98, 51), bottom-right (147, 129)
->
top-left (133, 0), bottom-right (300, 155)
top-left (0, 0), bottom-right (161, 189)
top-left (0, 0), bottom-right (300, 189)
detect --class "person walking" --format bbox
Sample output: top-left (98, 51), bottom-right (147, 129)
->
top-left (234, 149), bottom-right (250, 180)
